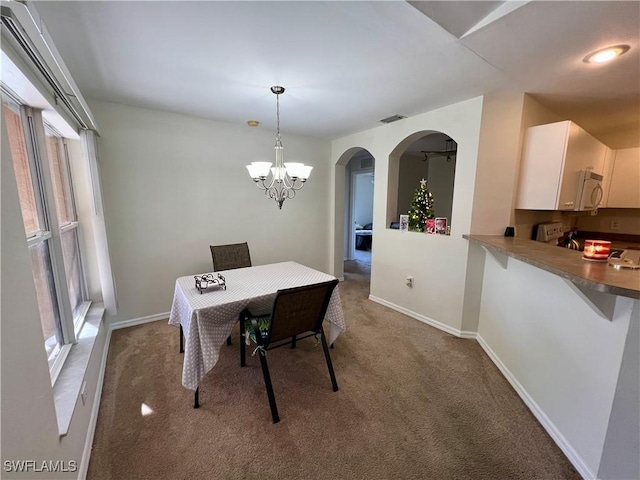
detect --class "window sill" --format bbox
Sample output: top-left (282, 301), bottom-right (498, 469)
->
top-left (52, 303), bottom-right (105, 437)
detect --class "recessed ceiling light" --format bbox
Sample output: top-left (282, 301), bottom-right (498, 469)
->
top-left (583, 45), bottom-right (630, 64)
top-left (247, 120), bottom-right (260, 127)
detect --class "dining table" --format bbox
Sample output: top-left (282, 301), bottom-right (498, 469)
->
top-left (168, 261), bottom-right (346, 398)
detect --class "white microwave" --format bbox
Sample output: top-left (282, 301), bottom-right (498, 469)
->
top-left (576, 170), bottom-right (604, 211)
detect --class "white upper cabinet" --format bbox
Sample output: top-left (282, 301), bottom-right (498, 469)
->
top-left (516, 120), bottom-right (607, 210)
top-left (602, 147), bottom-right (640, 208)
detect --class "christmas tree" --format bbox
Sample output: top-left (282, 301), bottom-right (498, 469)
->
top-left (408, 178), bottom-right (435, 232)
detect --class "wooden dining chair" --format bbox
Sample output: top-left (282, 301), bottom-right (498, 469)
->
top-left (179, 242), bottom-right (252, 355)
top-left (241, 279), bottom-right (340, 423)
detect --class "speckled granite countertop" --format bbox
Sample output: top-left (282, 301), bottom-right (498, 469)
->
top-left (464, 235), bottom-right (640, 300)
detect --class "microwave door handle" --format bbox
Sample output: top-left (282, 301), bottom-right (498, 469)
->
top-left (591, 184), bottom-right (604, 207)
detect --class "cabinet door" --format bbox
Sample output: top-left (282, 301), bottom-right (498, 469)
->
top-left (516, 121), bottom-right (570, 210)
top-left (556, 122), bottom-right (583, 210)
top-left (582, 129), bottom-right (607, 175)
top-left (606, 148), bottom-right (640, 208)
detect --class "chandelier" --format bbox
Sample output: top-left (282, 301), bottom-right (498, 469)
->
top-left (246, 86), bottom-right (312, 209)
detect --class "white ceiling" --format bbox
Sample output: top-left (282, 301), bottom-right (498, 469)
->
top-left (33, 1), bottom-right (639, 149)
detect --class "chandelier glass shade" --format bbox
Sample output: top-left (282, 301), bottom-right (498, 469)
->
top-left (246, 86), bottom-right (312, 209)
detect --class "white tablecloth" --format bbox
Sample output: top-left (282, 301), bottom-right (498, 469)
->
top-left (168, 261), bottom-right (345, 390)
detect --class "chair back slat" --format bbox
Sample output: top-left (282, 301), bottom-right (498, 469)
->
top-left (210, 242), bottom-right (252, 271)
top-left (267, 280), bottom-right (338, 346)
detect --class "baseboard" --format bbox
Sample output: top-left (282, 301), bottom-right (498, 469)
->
top-left (110, 312), bottom-right (169, 330)
top-left (368, 295), bottom-right (467, 338)
top-left (475, 334), bottom-right (594, 480)
top-left (77, 326), bottom-right (112, 480)
top-left (458, 330), bottom-right (478, 339)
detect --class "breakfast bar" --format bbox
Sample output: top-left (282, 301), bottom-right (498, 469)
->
top-left (464, 234), bottom-right (639, 479)
top-left (463, 235), bottom-right (640, 299)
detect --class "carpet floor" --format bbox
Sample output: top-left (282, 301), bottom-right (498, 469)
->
top-left (88, 260), bottom-right (579, 479)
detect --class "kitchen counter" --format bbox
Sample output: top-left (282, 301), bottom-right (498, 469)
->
top-left (468, 234), bottom-right (640, 478)
top-left (463, 235), bottom-right (640, 299)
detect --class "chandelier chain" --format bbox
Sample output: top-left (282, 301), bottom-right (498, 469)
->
top-left (276, 91), bottom-right (280, 138)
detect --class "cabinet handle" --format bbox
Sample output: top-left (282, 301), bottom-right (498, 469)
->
top-left (564, 202), bottom-right (574, 206)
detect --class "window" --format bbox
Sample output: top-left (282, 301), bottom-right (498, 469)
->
top-left (2, 95), bottom-right (90, 380)
top-left (45, 128), bottom-right (89, 326)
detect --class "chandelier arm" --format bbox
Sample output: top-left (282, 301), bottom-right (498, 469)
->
top-left (265, 188), bottom-right (277, 200)
top-left (265, 176), bottom-right (277, 190)
top-left (281, 174), bottom-right (294, 190)
top-left (254, 179), bottom-right (268, 191)
top-left (289, 178), bottom-right (306, 191)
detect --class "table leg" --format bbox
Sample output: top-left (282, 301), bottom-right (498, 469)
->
top-left (194, 387), bottom-right (199, 408)
top-left (180, 325), bottom-right (184, 353)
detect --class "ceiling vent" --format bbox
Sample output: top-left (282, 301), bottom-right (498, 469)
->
top-left (379, 114), bottom-right (406, 124)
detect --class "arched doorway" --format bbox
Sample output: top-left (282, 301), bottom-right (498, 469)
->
top-left (333, 147), bottom-right (375, 281)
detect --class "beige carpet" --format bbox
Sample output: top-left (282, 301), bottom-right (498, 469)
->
top-left (88, 260), bottom-right (579, 479)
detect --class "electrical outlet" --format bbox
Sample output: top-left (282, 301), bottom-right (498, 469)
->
top-left (610, 219), bottom-right (620, 230)
top-left (406, 276), bottom-right (413, 288)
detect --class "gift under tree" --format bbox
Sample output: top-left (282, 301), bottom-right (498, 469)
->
top-left (408, 178), bottom-right (435, 232)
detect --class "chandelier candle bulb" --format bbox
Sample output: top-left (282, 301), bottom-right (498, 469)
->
top-left (247, 162), bottom-right (272, 179)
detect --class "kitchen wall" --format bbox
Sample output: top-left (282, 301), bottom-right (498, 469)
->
top-left (514, 209), bottom-right (565, 239)
top-left (514, 199), bottom-right (640, 241)
top-left (577, 208), bottom-right (640, 236)
top-left (90, 100), bottom-right (332, 324)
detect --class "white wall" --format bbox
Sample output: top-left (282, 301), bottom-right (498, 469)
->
top-left (397, 152), bottom-right (428, 217)
top-left (353, 173), bottom-right (374, 226)
top-left (331, 97), bottom-right (484, 333)
top-left (428, 155), bottom-right (456, 222)
top-left (598, 300), bottom-right (640, 479)
top-left (89, 101), bottom-right (332, 323)
top-left (476, 253), bottom-right (635, 478)
top-left (469, 94), bottom-right (526, 234)
top-left (1, 112), bottom-right (109, 479)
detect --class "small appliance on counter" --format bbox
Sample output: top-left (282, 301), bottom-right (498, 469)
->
top-left (559, 228), bottom-right (581, 250)
top-left (533, 222), bottom-right (564, 245)
top-left (608, 250), bottom-right (640, 270)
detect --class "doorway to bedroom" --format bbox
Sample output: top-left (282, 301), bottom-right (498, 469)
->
top-left (344, 151), bottom-right (375, 275)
